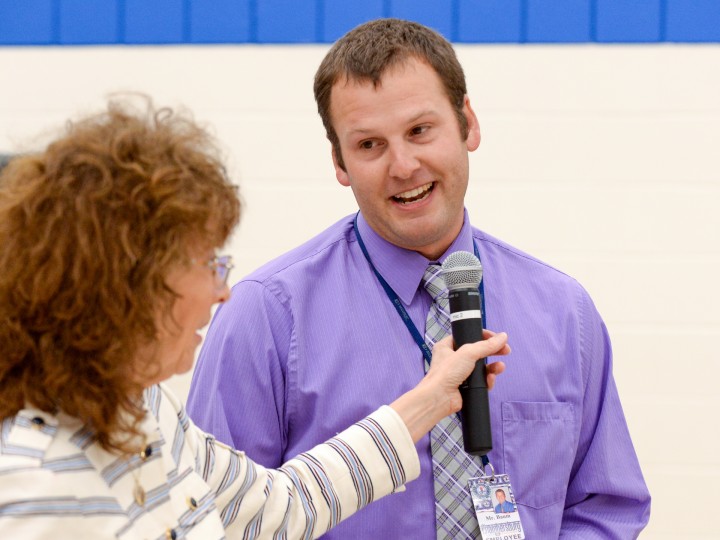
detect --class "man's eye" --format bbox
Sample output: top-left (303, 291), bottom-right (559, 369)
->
top-left (359, 140), bottom-right (376, 150)
top-left (410, 125), bottom-right (428, 136)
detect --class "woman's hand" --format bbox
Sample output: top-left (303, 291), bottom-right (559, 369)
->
top-left (390, 330), bottom-right (510, 443)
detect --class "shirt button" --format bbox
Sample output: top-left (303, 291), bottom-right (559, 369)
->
top-left (165, 528), bottom-right (177, 540)
top-left (187, 496), bottom-right (198, 510)
top-left (140, 445), bottom-right (153, 460)
top-left (31, 417), bottom-right (45, 429)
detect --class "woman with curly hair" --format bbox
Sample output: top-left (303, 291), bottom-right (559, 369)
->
top-left (0, 98), bottom-right (508, 539)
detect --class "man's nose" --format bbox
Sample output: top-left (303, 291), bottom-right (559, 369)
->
top-left (387, 142), bottom-right (421, 179)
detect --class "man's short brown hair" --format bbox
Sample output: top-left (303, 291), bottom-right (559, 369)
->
top-left (314, 18), bottom-right (469, 170)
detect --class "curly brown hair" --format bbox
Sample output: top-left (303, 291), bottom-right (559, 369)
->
top-left (314, 18), bottom-right (469, 170)
top-left (0, 97), bottom-right (240, 454)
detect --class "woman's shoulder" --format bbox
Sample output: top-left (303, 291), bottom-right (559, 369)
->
top-left (1, 409), bottom-right (68, 461)
top-left (0, 409), bottom-right (95, 492)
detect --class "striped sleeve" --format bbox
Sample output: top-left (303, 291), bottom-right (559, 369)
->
top-left (195, 405), bottom-right (420, 539)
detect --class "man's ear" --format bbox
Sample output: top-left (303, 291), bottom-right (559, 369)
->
top-left (463, 95), bottom-right (481, 152)
top-left (332, 146), bottom-right (351, 187)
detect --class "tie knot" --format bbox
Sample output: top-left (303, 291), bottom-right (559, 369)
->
top-left (422, 263), bottom-right (446, 302)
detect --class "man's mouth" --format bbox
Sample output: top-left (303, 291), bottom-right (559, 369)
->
top-left (392, 182), bottom-right (435, 205)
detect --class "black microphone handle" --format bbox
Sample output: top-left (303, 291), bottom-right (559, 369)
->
top-left (448, 288), bottom-right (492, 456)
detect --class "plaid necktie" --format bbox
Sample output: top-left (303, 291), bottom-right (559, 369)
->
top-left (423, 263), bottom-right (484, 539)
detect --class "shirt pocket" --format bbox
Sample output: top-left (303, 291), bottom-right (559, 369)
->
top-left (501, 401), bottom-right (575, 509)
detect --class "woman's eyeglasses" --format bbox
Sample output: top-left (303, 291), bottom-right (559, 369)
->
top-left (204, 254), bottom-right (234, 289)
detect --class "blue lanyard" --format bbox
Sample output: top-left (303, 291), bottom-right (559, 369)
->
top-left (352, 213), bottom-right (487, 365)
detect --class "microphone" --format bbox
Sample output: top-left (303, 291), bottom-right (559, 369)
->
top-left (441, 251), bottom-right (491, 456)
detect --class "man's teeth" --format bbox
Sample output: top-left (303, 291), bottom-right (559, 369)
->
top-left (393, 182), bottom-right (434, 204)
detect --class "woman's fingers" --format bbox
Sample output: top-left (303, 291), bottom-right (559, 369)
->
top-left (457, 331), bottom-right (510, 359)
top-left (430, 331), bottom-right (510, 389)
top-left (485, 360), bottom-right (506, 390)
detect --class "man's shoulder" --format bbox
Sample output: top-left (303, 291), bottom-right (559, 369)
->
top-left (471, 226), bottom-right (587, 296)
top-left (474, 228), bottom-right (574, 277)
top-left (242, 214), bottom-right (356, 285)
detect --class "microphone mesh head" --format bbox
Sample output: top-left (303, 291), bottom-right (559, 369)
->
top-left (441, 250), bottom-right (483, 290)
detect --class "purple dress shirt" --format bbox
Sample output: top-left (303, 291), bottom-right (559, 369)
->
top-left (187, 210), bottom-right (651, 539)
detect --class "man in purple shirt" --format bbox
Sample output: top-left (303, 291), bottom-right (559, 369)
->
top-left (188, 18), bottom-right (650, 538)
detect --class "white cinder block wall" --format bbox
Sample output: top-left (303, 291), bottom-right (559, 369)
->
top-left (1, 45), bottom-right (718, 538)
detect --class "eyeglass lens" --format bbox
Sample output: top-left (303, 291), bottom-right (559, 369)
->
top-left (214, 256), bottom-right (232, 285)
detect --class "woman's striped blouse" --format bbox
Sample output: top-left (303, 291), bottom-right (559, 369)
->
top-left (0, 383), bottom-right (419, 539)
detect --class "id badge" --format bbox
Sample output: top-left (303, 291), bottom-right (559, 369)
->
top-left (468, 463), bottom-right (525, 540)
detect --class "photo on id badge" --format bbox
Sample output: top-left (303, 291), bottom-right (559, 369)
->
top-left (468, 473), bottom-right (525, 540)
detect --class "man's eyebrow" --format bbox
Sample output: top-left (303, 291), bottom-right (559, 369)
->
top-left (345, 110), bottom-right (438, 138)
top-left (407, 110), bottom-right (437, 124)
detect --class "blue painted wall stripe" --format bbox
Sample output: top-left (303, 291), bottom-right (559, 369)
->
top-left (124, 0), bottom-right (183, 44)
top-left (666, 0), bottom-right (720, 41)
top-left (526, 0), bottom-right (593, 43)
top-left (51, 0), bottom-right (61, 44)
top-left (59, 0), bottom-right (120, 45)
top-left (596, 0), bottom-right (662, 43)
top-left (589, 0), bottom-right (597, 42)
top-left (322, 1), bottom-right (384, 43)
top-left (256, 0), bottom-right (316, 43)
top-left (188, 0), bottom-right (250, 43)
top-left (117, 0), bottom-right (125, 43)
top-left (659, 0), bottom-right (667, 42)
top-left (458, 0), bottom-right (523, 43)
top-left (1, 0), bottom-right (718, 45)
top-left (0, 0), bottom-right (54, 45)
top-left (389, 0), bottom-right (453, 40)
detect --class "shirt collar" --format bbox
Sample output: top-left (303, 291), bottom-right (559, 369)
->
top-left (355, 209), bottom-right (475, 306)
